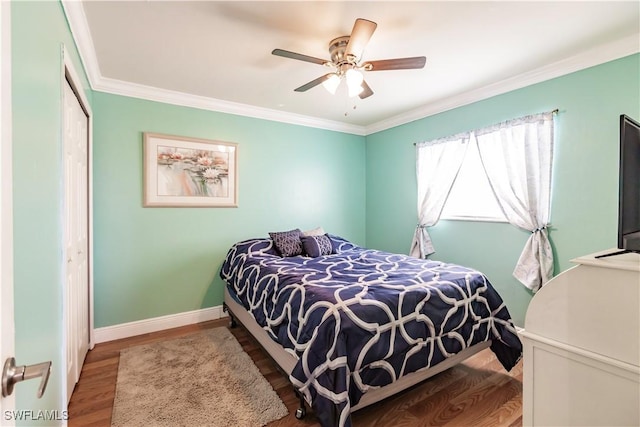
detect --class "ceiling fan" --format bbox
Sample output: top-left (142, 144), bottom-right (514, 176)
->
top-left (272, 18), bottom-right (426, 99)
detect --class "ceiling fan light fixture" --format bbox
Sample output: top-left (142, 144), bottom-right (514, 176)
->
top-left (345, 68), bottom-right (364, 97)
top-left (322, 73), bottom-right (341, 95)
top-left (348, 83), bottom-right (364, 98)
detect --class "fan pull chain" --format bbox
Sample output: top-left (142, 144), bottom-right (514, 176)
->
top-left (344, 96), bottom-right (358, 117)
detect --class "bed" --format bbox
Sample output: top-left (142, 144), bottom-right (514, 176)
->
top-left (220, 232), bottom-right (522, 427)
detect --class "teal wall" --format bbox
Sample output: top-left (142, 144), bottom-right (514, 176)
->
top-left (12, 1), bottom-right (91, 424)
top-left (92, 93), bottom-right (366, 328)
top-left (365, 54), bottom-right (640, 326)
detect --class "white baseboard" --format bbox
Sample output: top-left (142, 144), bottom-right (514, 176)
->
top-left (94, 305), bottom-right (228, 344)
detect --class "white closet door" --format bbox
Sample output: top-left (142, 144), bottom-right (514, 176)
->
top-left (63, 79), bottom-right (89, 401)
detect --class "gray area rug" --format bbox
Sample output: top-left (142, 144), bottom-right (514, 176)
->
top-left (111, 327), bottom-right (289, 427)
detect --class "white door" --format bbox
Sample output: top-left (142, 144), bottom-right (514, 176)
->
top-left (0, 0), bottom-right (15, 420)
top-left (63, 79), bottom-right (89, 401)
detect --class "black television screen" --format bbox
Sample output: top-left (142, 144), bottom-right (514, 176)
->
top-left (618, 114), bottom-right (640, 253)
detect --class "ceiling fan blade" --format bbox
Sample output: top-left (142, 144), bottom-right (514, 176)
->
top-left (359, 80), bottom-right (374, 99)
top-left (345, 18), bottom-right (377, 60)
top-left (294, 74), bottom-right (332, 92)
top-left (272, 48), bottom-right (327, 66)
top-left (365, 56), bottom-right (427, 71)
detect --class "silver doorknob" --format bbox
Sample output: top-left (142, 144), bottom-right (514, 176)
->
top-left (2, 357), bottom-right (51, 398)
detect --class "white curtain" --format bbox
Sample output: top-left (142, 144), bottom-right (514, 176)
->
top-left (410, 133), bottom-right (470, 258)
top-left (475, 112), bottom-right (555, 292)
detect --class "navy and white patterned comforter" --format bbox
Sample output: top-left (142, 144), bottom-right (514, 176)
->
top-left (220, 236), bottom-right (522, 427)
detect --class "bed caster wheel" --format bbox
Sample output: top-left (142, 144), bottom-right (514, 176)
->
top-left (223, 303), bottom-right (237, 328)
top-left (295, 407), bottom-right (306, 419)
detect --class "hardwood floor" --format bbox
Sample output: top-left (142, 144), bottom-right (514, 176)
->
top-left (68, 319), bottom-right (523, 426)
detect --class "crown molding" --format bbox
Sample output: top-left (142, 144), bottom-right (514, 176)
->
top-left (93, 76), bottom-right (367, 135)
top-left (61, 0), bottom-right (366, 136)
top-left (61, 1), bottom-right (102, 88)
top-left (365, 34), bottom-right (640, 135)
top-left (63, 2), bottom-right (638, 137)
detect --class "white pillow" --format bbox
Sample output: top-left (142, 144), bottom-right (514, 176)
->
top-left (302, 226), bottom-right (325, 236)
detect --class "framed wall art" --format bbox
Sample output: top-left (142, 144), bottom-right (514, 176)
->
top-left (143, 133), bottom-right (238, 207)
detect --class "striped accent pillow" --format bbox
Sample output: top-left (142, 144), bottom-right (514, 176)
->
top-left (301, 234), bottom-right (333, 257)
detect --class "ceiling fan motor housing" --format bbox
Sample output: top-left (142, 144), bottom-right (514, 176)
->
top-left (328, 36), bottom-right (356, 65)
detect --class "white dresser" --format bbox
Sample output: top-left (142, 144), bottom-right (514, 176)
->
top-left (519, 249), bottom-right (640, 427)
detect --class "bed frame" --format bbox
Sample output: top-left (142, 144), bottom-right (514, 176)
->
top-left (223, 286), bottom-right (491, 420)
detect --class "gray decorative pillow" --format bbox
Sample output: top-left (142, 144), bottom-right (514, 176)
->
top-left (302, 226), bottom-right (325, 237)
top-left (269, 229), bottom-right (303, 257)
top-left (301, 234), bottom-right (333, 257)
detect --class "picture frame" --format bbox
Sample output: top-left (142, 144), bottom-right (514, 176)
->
top-left (143, 133), bottom-right (238, 207)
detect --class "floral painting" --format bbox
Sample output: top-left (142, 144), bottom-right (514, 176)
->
top-left (143, 133), bottom-right (237, 207)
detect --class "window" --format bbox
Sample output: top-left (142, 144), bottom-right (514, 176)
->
top-left (412, 110), bottom-right (555, 290)
top-left (440, 135), bottom-right (507, 222)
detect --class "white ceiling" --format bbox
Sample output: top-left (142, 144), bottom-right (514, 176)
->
top-left (65, 1), bottom-right (640, 135)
